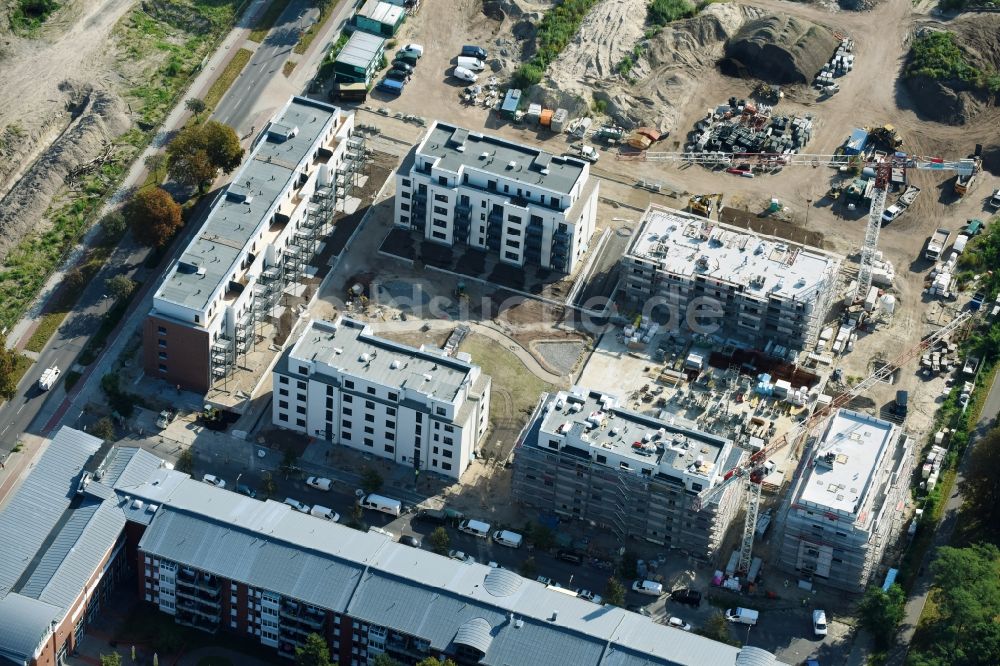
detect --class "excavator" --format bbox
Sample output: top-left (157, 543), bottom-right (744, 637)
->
top-left (688, 193), bottom-right (724, 218)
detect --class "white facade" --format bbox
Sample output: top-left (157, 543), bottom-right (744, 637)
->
top-left (395, 122), bottom-right (599, 274)
top-left (273, 318), bottom-right (491, 479)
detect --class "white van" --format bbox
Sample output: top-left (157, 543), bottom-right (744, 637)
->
top-left (458, 519), bottom-right (491, 538)
top-left (631, 580), bottom-right (664, 596)
top-left (456, 56), bottom-right (485, 72)
top-left (359, 493), bottom-right (402, 517)
top-left (492, 530), bottom-right (523, 548)
top-left (453, 66), bottom-right (478, 83)
top-left (725, 607), bottom-right (759, 626)
top-left (309, 505), bottom-right (339, 521)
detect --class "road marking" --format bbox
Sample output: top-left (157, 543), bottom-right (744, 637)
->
top-left (16, 404), bottom-right (24, 414)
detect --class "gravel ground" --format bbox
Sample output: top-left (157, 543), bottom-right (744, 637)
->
top-left (535, 340), bottom-right (584, 376)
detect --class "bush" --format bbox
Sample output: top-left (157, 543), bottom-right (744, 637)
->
top-left (510, 0), bottom-right (602, 87)
top-left (648, 0), bottom-right (695, 27)
top-left (907, 31), bottom-right (1000, 94)
top-left (511, 62), bottom-right (544, 89)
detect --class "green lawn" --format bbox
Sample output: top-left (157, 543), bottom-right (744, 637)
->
top-left (458, 334), bottom-right (556, 419)
top-left (204, 48), bottom-right (254, 110)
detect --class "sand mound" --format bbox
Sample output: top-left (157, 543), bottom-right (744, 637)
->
top-left (904, 17), bottom-right (1000, 126)
top-left (723, 14), bottom-right (839, 85)
top-left (539, 2), bottom-right (758, 130)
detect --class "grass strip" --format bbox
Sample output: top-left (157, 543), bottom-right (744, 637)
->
top-left (248, 0), bottom-right (294, 42)
top-left (24, 311), bottom-right (69, 353)
top-left (282, 60), bottom-right (297, 76)
top-left (204, 48), bottom-right (254, 110)
top-left (293, 0), bottom-right (338, 55)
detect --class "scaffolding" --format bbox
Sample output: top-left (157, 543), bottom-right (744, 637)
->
top-left (210, 334), bottom-right (234, 386)
top-left (337, 134), bottom-right (368, 206)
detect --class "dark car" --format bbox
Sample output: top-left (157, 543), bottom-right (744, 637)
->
top-left (400, 535), bottom-right (421, 548)
top-left (461, 45), bottom-right (487, 60)
top-left (391, 61), bottom-right (414, 74)
top-left (892, 390), bottom-right (908, 417)
top-left (556, 550), bottom-right (583, 565)
top-left (413, 509), bottom-right (448, 526)
top-left (236, 484), bottom-right (257, 498)
top-left (386, 69), bottom-right (410, 82)
top-left (669, 588), bottom-right (702, 607)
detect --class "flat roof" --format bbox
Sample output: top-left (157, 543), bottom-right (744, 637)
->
top-left (419, 122), bottom-right (586, 195)
top-left (359, 0), bottom-right (404, 23)
top-left (155, 97), bottom-right (341, 313)
top-left (287, 318), bottom-right (475, 403)
top-left (336, 30), bottom-right (386, 69)
top-left (538, 389), bottom-right (729, 479)
top-left (628, 205), bottom-right (841, 301)
top-left (134, 473), bottom-right (786, 666)
top-left (799, 409), bottom-right (898, 516)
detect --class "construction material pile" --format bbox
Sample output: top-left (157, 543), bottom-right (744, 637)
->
top-left (723, 14), bottom-right (839, 84)
top-left (687, 98), bottom-right (814, 155)
top-left (814, 37), bottom-right (856, 92)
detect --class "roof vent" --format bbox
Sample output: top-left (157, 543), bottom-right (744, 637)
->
top-left (390, 359), bottom-right (400, 369)
top-left (549, 611), bottom-right (558, 622)
top-left (480, 152), bottom-right (489, 159)
top-left (515, 618), bottom-right (524, 628)
top-left (540, 168), bottom-right (550, 175)
top-left (333, 347), bottom-right (343, 355)
top-left (423, 373), bottom-right (433, 382)
top-left (507, 160), bottom-right (517, 169)
top-left (360, 353), bottom-right (371, 362)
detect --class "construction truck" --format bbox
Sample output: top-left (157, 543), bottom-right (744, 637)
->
top-left (688, 194), bottom-right (722, 218)
top-left (925, 228), bottom-right (951, 261)
top-left (564, 144), bottom-right (599, 163)
top-left (954, 156), bottom-right (982, 196)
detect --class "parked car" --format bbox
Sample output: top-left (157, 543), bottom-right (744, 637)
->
top-left (399, 43), bottom-right (424, 58)
top-left (456, 56), bottom-right (485, 72)
top-left (413, 509), bottom-right (449, 526)
top-left (400, 535), bottom-right (421, 548)
top-left (632, 580), bottom-right (664, 596)
top-left (448, 549), bottom-right (473, 563)
top-left (669, 588), bottom-right (702, 607)
top-left (377, 78), bottom-right (405, 95)
top-left (386, 68), bottom-right (410, 82)
top-left (812, 609), bottom-right (828, 636)
top-left (306, 476), bottom-right (332, 491)
top-left (453, 66), bottom-right (477, 83)
top-left (283, 498), bottom-right (310, 513)
top-left (536, 575), bottom-right (554, 586)
top-left (668, 617), bottom-right (692, 631)
top-left (988, 188), bottom-right (1000, 211)
top-left (309, 505), bottom-right (339, 521)
top-left (556, 550), bottom-right (583, 565)
top-left (202, 474), bottom-right (225, 488)
top-left (576, 589), bottom-right (603, 604)
top-left (236, 483), bottom-right (257, 498)
top-left (156, 409), bottom-right (175, 429)
top-left (461, 45), bottom-right (487, 60)
top-left (391, 60), bottom-right (414, 73)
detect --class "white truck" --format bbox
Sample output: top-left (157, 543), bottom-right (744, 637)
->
top-left (725, 607), bottom-right (759, 625)
top-left (880, 185), bottom-right (921, 226)
top-left (38, 366), bottom-right (60, 391)
top-left (925, 228), bottom-right (951, 261)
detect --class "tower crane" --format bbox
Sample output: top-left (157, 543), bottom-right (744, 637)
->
top-left (622, 150), bottom-right (979, 299)
top-left (692, 308), bottom-right (977, 575)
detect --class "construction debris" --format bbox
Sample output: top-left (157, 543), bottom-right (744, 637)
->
top-left (687, 98), bottom-right (814, 155)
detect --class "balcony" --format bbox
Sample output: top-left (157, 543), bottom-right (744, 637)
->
top-left (526, 223), bottom-right (543, 238)
top-left (176, 609), bottom-right (220, 634)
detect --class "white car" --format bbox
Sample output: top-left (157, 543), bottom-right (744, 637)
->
top-left (576, 589), bottom-right (603, 604)
top-left (812, 609), bottom-right (828, 636)
top-left (306, 476), bottom-right (332, 491)
top-left (448, 549), bottom-right (473, 563)
top-left (536, 575), bottom-right (553, 586)
top-left (989, 188), bottom-right (1000, 211)
top-left (202, 474), bottom-right (225, 488)
top-left (156, 409), bottom-right (175, 429)
top-left (453, 66), bottom-right (478, 83)
top-left (668, 616), bottom-right (692, 631)
top-left (283, 498), bottom-right (310, 513)
top-left (400, 43), bottom-right (423, 57)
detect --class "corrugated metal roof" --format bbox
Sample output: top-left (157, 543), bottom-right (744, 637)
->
top-left (454, 617), bottom-right (494, 654)
top-left (0, 428), bottom-right (101, 597)
top-left (0, 594), bottom-right (61, 664)
top-left (483, 567), bottom-right (522, 597)
top-left (735, 647), bottom-right (780, 666)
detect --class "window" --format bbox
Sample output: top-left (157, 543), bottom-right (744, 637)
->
top-left (364, 438), bottom-right (374, 447)
top-left (505, 239), bottom-right (520, 248)
top-left (432, 219), bottom-right (447, 228)
top-left (385, 445), bottom-right (395, 453)
top-left (343, 420), bottom-right (353, 429)
top-left (444, 425), bottom-right (454, 433)
top-left (158, 339), bottom-right (167, 348)
top-left (387, 407), bottom-right (396, 416)
top-left (279, 376), bottom-right (288, 385)
top-left (298, 365), bottom-right (308, 374)
top-left (508, 227), bottom-right (522, 237)
top-left (388, 392), bottom-right (397, 401)
top-left (279, 388), bottom-right (288, 397)
top-left (194, 315), bottom-right (200, 323)
top-left (158, 352), bottom-right (167, 360)
top-left (433, 206), bottom-right (447, 215)
top-left (365, 414), bottom-right (375, 422)
top-left (326, 409), bottom-right (333, 422)
top-left (327, 385), bottom-right (334, 396)
top-left (297, 381), bottom-right (306, 390)
top-left (436, 407), bottom-right (446, 416)
top-left (345, 380), bottom-right (354, 389)
top-left (442, 462), bottom-right (452, 471)
top-left (385, 432), bottom-right (395, 440)
top-left (279, 400), bottom-right (288, 409)
top-left (433, 446), bottom-right (439, 454)
top-left (343, 394), bottom-right (352, 403)
top-left (433, 434), bottom-right (439, 442)
top-left (415, 424), bottom-right (422, 434)
top-left (401, 191), bottom-right (410, 199)
top-left (365, 399), bottom-right (375, 409)
top-left (157, 326), bottom-right (167, 335)
top-left (443, 436), bottom-right (453, 445)
top-left (400, 203), bottom-right (410, 211)
top-left (296, 406), bottom-right (306, 415)
top-left (364, 426), bottom-right (374, 434)
top-left (400, 215), bottom-right (409, 225)
top-left (296, 418), bottom-right (305, 427)
top-left (343, 407), bottom-right (353, 416)
top-left (507, 215), bottom-right (521, 224)
top-left (460, 195), bottom-right (470, 206)
top-left (443, 449), bottom-right (453, 459)
top-left (326, 397), bottom-right (333, 408)
top-left (437, 177), bottom-right (448, 187)
top-left (505, 251), bottom-right (518, 260)
top-left (385, 420), bottom-right (395, 429)
top-left (434, 421), bottom-right (440, 430)
top-left (342, 431), bottom-right (351, 441)
top-left (432, 230), bottom-right (446, 240)
top-left (402, 178), bottom-right (411, 187)
top-left (158, 363), bottom-right (168, 372)
top-left (278, 414), bottom-right (288, 422)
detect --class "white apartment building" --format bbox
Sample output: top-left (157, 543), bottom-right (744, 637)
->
top-left (144, 97), bottom-right (363, 393)
top-left (621, 205), bottom-right (843, 352)
top-left (778, 409), bottom-right (914, 592)
top-left (394, 122), bottom-right (599, 274)
top-left (273, 317), bottom-right (492, 479)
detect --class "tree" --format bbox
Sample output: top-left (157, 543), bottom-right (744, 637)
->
top-left (429, 527), bottom-right (450, 554)
top-left (91, 417), bottom-right (116, 441)
top-left (0, 347), bottom-right (22, 400)
top-left (964, 428), bottom-right (1000, 528)
top-left (696, 611), bottom-right (739, 647)
top-left (166, 121), bottom-right (243, 191)
top-left (618, 550), bottom-right (638, 579)
top-left (105, 275), bottom-right (137, 302)
top-left (184, 97), bottom-right (207, 117)
top-left (361, 466), bottom-right (383, 494)
top-left (176, 448), bottom-right (194, 474)
top-left (100, 653), bottom-right (122, 666)
top-left (125, 187), bottom-right (182, 248)
top-left (603, 576), bottom-right (625, 607)
top-left (858, 584), bottom-right (905, 649)
top-left (531, 523), bottom-right (555, 551)
top-left (144, 153), bottom-right (167, 186)
top-left (372, 655), bottom-right (400, 666)
top-left (519, 556), bottom-right (537, 579)
top-left (416, 659), bottom-right (458, 666)
top-left (100, 210), bottom-right (128, 244)
top-left (261, 471), bottom-right (277, 499)
top-left (295, 632), bottom-right (332, 666)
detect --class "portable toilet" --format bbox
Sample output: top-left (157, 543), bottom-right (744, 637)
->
top-left (551, 108), bottom-right (568, 132)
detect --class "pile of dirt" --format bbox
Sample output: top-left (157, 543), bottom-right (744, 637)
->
top-left (537, 2), bottom-right (758, 130)
top-left (723, 14), bottom-right (839, 85)
top-left (0, 82), bottom-right (129, 263)
top-left (904, 17), bottom-right (1000, 126)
